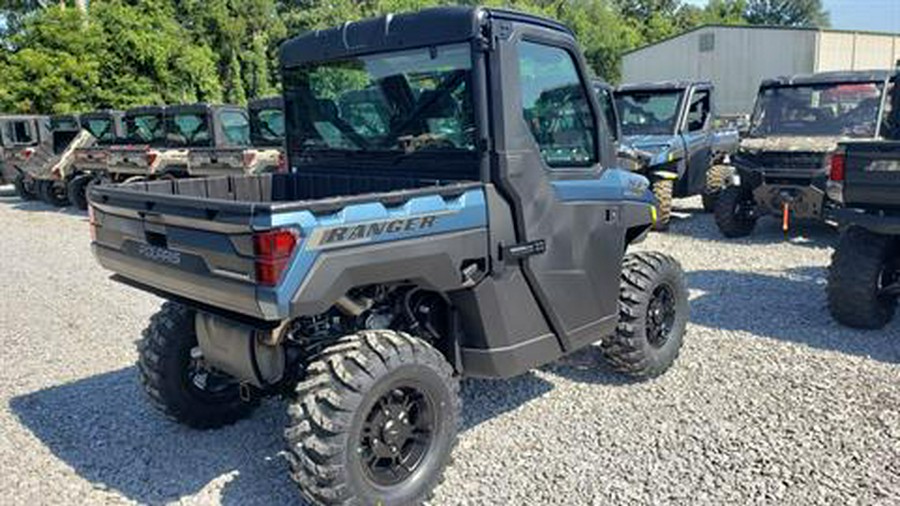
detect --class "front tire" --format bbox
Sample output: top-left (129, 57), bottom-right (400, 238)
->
top-left (714, 185), bottom-right (757, 238)
top-left (137, 301), bottom-right (259, 429)
top-left (828, 227), bottom-right (898, 329)
top-left (602, 252), bottom-right (689, 379)
top-left (13, 172), bottom-right (37, 200)
top-left (285, 330), bottom-right (460, 506)
top-left (702, 165), bottom-right (732, 212)
top-left (652, 178), bottom-right (674, 231)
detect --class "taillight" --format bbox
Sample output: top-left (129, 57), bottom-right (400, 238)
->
top-left (20, 148), bottom-right (34, 161)
top-left (829, 152), bottom-right (846, 182)
top-left (146, 151), bottom-right (158, 167)
top-left (277, 152), bottom-right (288, 173)
top-left (253, 229), bottom-right (299, 286)
top-left (242, 152), bottom-right (257, 168)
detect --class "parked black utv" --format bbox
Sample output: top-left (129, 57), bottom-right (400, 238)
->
top-left (826, 140), bottom-right (900, 329)
top-left (715, 70), bottom-right (897, 238)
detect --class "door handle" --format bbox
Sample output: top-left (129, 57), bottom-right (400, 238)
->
top-left (501, 240), bottom-right (546, 263)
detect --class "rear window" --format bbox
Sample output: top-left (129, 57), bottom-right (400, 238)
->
top-left (220, 111), bottom-right (251, 146)
top-left (126, 114), bottom-right (165, 144)
top-left (51, 117), bottom-right (79, 131)
top-left (252, 107), bottom-right (285, 144)
top-left (84, 118), bottom-right (117, 143)
top-left (166, 113), bottom-right (212, 147)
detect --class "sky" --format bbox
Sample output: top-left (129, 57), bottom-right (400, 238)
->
top-left (684, 0), bottom-right (900, 33)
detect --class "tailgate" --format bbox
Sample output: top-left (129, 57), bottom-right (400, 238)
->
top-left (108, 146), bottom-right (151, 174)
top-left (188, 148), bottom-right (245, 176)
top-left (90, 180), bottom-right (270, 319)
top-left (842, 141), bottom-right (900, 208)
top-left (74, 146), bottom-right (110, 170)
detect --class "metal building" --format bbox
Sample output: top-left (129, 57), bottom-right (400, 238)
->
top-left (621, 25), bottom-right (900, 116)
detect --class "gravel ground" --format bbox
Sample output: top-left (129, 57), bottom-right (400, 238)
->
top-left (1, 190), bottom-right (899, 505)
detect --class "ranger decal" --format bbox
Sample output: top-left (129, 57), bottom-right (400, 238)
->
top-left (306, 211), bottom-right (455, 250)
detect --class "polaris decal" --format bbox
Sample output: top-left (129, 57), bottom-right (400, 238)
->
top-left (306, 211), bottom-right (456, 250)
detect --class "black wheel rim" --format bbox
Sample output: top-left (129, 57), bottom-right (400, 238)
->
top-left (184, 351), bottom-right (240, 401)
top-left (360, 385), bottom-right (435, 487)
top-left (647, 284), bottom-right (677, 348)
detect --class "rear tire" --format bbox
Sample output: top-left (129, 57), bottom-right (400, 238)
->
top-left (66, 174), bottom-right (94, 211)
top-left (285, 330), bottom-right (459, 506)
top-left (714, 185), bottom-right (757, 238)
top-left (13, 172), bottom-right (37, 201)
top-left (652, 179), bottom-right (673, 231)
top-left (827, 227), bottom-right (898, 329)
top-left (37, 180), bottom-right (70, 207)
top-left (137, 301), bottom-right (259, 429)
top-left (702, 165), bottom-right (732, 212)
top-left (602, 252), bottom-right (689, 379)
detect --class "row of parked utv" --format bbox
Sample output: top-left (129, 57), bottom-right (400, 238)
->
top-left (1, 7), bottom-right (899, 505)
top-left (0, 98), bottom-right (285, 210)
top-left (608, 67), bottom-right (900, 330)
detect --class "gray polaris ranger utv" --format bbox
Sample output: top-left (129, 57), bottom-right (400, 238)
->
top-left (20, 114), bottom-right (98, 207)
top-left (614, 81), bottom-right (739, 229)
top-left (89, 7), bottom-right (688, 505)
top-left (715, 70), bottom-right (897, 237)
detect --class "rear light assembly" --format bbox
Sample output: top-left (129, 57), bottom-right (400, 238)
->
top-left (826, 151), bottom-right (846, 204)
top-left (253, 228), bottom-right (299, 286)
top-left (242, 151), bottom-right (257, 169)
top-left (146, 151), bottom-right (158, 167)
top-left (276, 152), bottom-right (288, 173)
top-left (19, 148), bottom-right (34, 161)
top-left (828, 152), bottom-right (846, 182)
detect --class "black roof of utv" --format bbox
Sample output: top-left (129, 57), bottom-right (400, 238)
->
top-left (280, 6), bottom-right (572, 67)
top-left (617, 80), bottom-right (713, 92)
top-left (81, 110), bottom-right (125, 121)
top-left (125, 105), bottom-right (165, 117)
top-left (761, 69), bottom-right (898, 88)
top-left (249, 97), bottom-right (283, 112)
top-left (167, 103), bottom-right (243, 116)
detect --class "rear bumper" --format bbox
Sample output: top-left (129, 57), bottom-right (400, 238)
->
top-left (752, 182), bottom-right (827, 219)
top-left (827, 208), bottom-right (900, 235)
top-left (92, 242), bottom-right (268, 320)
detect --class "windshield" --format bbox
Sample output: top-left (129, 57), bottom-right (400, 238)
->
top-left (615, 90), bottom-right (683, 136)
top-left (251, 107), bottom-right (284, 145)
top-left (283, 43), bottom-right (476, 154)
top-left (84, 118), bottom-right (117, 144)
top-left (166, 112), bottom-right (212, 147)
top-left (125, 113), bottom-right (165, 144)
top-left (749, 82), bottom-right (885, 138)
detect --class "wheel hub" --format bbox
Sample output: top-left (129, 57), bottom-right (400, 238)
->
top-left (647, 284), bottom-right (677, 348)
top-left (361, 386), bottom-right (434, 486)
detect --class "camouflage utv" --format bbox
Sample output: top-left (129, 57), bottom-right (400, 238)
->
top-left (0, 115), bottom-right (51, 199)
top-left (105, 106), bottom-right (183, 180)
top-left (65, 110), bottom-right (126, 209)
top-left (185, 99), bottom-right (285, 176)
top-left (715, 70), bottom-right (898, 237)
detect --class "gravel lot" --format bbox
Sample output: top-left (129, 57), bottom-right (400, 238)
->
top-left (1, 189), bottom-right (899, 505)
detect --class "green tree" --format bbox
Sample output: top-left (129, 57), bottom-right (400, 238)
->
top-left (744, 0), bottom-right (830, 27)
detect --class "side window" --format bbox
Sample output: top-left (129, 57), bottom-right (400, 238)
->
top-left (220, 111), bottom-right (251, 146)
top-left (518, 41), bottom-right (596, 168)
top-left (687, 89), bottom-right (711, 132)
top-left (12, 121), bottom-right (35, 144)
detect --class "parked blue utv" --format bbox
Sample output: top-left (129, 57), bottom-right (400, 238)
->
top-left (87, 7), bottom-right (689, 505)
top-left (615, 81), bottom-right (739, 229)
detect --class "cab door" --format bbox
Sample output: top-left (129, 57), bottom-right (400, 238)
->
top-left (680, 86), bottom-right (713, 196)
top-left (488, 18), bottom-right (625, 351)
